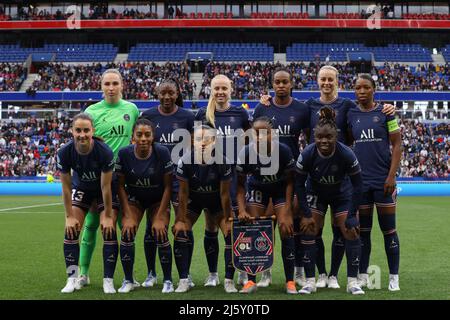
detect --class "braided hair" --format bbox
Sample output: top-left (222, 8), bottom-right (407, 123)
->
top-left (315, 106), bottom-right (338, 138)
top-left (252, 116), bottom-right (274, 128)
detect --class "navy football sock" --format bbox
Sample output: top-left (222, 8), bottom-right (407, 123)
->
top-left (383, 232), bottom-right (400, 275)
top-left (174, 235), bottom-right (190, 279)
top-left (187, 230), bottom-right (194, 274)
top-left (143, 221), bottom-right (157, 277)
top-left (345, 238), bottom-right (361, 278)
top-left (204, 230), bottom-right (219, 273)
top-left (293, 217), bottom-right (303, 268)
top-left (281, 236), bottom-right (295, 282)
top-left (63, 232), bottom-right (80, 277)
top-left (315, 228), bottom-right (327, 274)
top-left (224, 234), bottom-right (235, 280)
top-left (103, 231), bottom-right (118, 279)
top-left (120, 234), bottom-right (135, 282)
top-left (300, 234), bottom-right (316, 279)
top-left (157, 238), bottom-right (173, 281)
top-left (379, 214), bottom-right (400, 275)
top-left (329, 226), bottom-right (345, 277)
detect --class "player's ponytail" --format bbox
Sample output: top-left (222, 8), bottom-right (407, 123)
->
top-left (316, 106), bottom-right (338, 135)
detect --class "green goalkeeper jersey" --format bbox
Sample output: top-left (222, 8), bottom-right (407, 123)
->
top-left (85, 99), bottom-right (139, 159)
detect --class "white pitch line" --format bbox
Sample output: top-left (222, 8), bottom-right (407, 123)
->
top-left (0, 203), bottom-right (62, 212)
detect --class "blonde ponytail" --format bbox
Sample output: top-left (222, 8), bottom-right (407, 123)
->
top-left (206, 95), bottom-right (216, 128)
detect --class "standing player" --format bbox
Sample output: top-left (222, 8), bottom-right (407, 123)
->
top-left (78, 69), bottom-right (140, 288)
top-left (195, 74), bottom-right (251, 287)
top-left (347, 74), bottom-right (401, 291)
top-left (116, 119), bottom-right (174, 293)
top-left (172, 125), bottom-right (237, 293)
top-left (295, 107), bottom-right (364, 295)
top-left (236, 117), bottom-right (297, 294)
top-left (59, 113), bottom-right (119, 294)
top-left (140, 80), bottom-right (195, 288)
top-left (252, 68), bottom-right (309, 288)
top-left (304, 66), bottom-right (395, 289)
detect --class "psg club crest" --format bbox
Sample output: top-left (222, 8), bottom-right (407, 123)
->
top-left (232, 217), bottom-right (274, 275)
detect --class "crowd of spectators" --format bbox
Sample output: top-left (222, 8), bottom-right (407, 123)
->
top-left (1, 60), bottom-right (448, 100)
top-left (1, 115), bottom-right (448, 179)
top-left (199, 61), bottom-right (450, 99)
top-left (28, 62), bottom-right (192, 101)
top-left (0, 4), bottom-right (158, 21)
top-left (399, 120), bottom-right (450, 179)
top-left (0, 117), bottom-right (72, 177)
top-left (0, 63), bottom-right (27, 91)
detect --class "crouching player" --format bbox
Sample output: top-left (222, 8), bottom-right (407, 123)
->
top-left (115, 119), bottom-right (174, 293)
top-left (59, 113), bottom-right (119, 294)
top-left (172, 125), bottom-right (237, 293)
top-left (295, 107), bottom-right (365, 295)
top-left (236, 117), bottom-right (297, 295)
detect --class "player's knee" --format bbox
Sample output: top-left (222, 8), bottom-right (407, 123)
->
top-left (379, 214), bottom-right (396, 234)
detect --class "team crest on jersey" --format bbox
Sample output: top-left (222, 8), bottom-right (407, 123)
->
top-left (173, 122), bottom-right (179, 129)
top-left (123, 114), bottom-right (130, 121)
top-left (148, 168), bottom-right (154, 175)
top-left (289, 116), bottom-right (295, 123)
top-left (229, 116), bottom-right (235, 123)
top-left (373, 116), bottom-right (380, 123)
top-left (330, 165), bottom-right (339, 172)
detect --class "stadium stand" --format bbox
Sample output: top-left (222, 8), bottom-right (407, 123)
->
top-left (199, 61), bottom-right (450, 99)
top-left (28, 62), bottom-right (191, 100)
top-left (128, 43), bottom-right (274, 62)
top-left (0, 63), bottom-right (27, 91)
top-left (0, 44), bottom-right (117, 63)
top-left (286, 43), bottom-right (433, 63)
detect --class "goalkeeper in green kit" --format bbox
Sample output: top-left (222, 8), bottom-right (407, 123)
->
top-left (77, 69), bottom-right (139, 289)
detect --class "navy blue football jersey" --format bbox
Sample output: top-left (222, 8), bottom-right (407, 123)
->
top-left (140, 106), bottom-right (195, 155)
top-left (195, 105), bottom-right (250, 164)
top-left (347, 104), bottom-right (400, 189)
top-left (251, 98), bottom-right (309, 159)
top-left (57, 140), bottom-right (115, 191)
top-left (115, 143), bottom-right (173, 200)
top-left (236, 142), bottom-right (295, 192)
top-left (176, 150), bottom-right (232, 201)
top-left (296, 141), bottom-right (361, 195)
top-left (306, 97), bottom-right (356, 144)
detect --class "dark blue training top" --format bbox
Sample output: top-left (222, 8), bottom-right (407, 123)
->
top-left (236, 142), bottom-right (295, 192)
top-left (195, 105), bottom-right (250, 164)
top-left (176, 150), bottom-right (232, 202)
top-left (295, 141), bottom-right (361, 196)
top-left (57, 139), bottom-right (115, 191)
top-left (115, 143), bottom-right (173, 200)
top-left (347, 104), bottom-right (399, 190)
top-left (251, 98), bottom-right (309, 159)
top-left (140, 106), bottom-right (195, 155)
top-left (305, 97), bottom-right (356, 144)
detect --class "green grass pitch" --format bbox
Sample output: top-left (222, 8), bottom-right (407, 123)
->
top-left (0, 195), bottom-right (448, 300)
